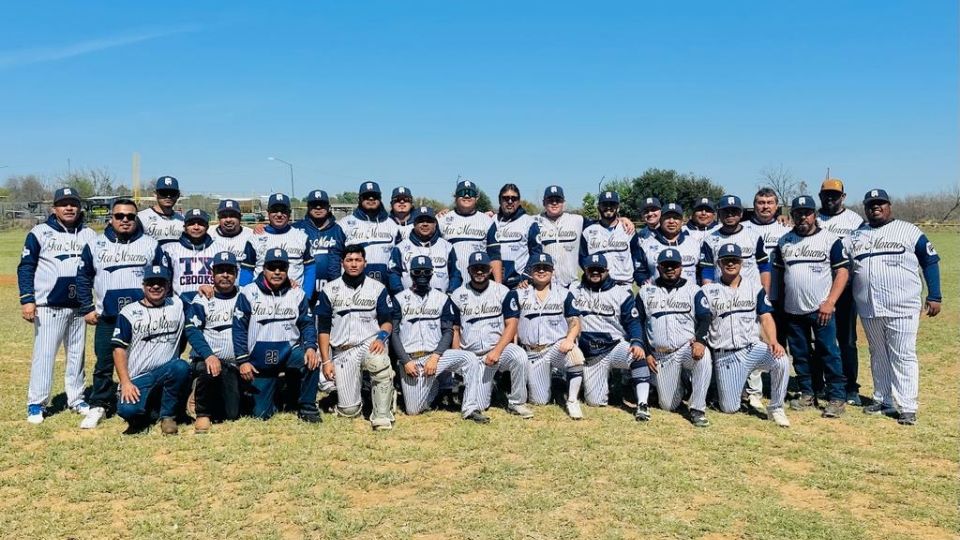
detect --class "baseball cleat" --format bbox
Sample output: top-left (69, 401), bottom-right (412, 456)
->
top-left (768, 408), bottom-right (791, 428)
top-left (464, 410), bottom-right (491, 424)
top-left (79, 406), bottom-right (105, 429)
top-left (507, 404), bottom-right (535, 419)
top-left (298, 412), bottom-right (322, 424)
top-left (689, 409), bottom-right (710, 428)
top-left (897, 412), bottom-right (917, 426)
top-left (747, 394), bottom-right (767, 415)
top-left (27, 404), bottom-right (45, 425)
top-left (566, 400), bottom-right (583, 420)
top-left (634, 403), bottom-right (651, 422)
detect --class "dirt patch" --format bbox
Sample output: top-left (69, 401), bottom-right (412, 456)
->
top-left (0, 275), bottom-right (16, 286)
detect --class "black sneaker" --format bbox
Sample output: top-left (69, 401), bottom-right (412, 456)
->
top-left (689, 409), bottom-right (710, 428)
top-left (897, 412), bottom-right (917, 426)
top-left (789, 394), bottom-right (815, 411)
top-left (821, 400), bottom-right (845, 419)
top-left (464, 410), bottom-right (490, 424)
top-left (635, 403), bottom-right (651, 422)
top-left (863, 403), bottom-right (894, 416)
top-left (298, 412), bottom-right (323, 424)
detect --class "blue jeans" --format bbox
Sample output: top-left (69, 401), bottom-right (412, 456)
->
top-left (117, 360), bottom-right (190, 423)
top-left (786, 312), bottom-right (846, 401)
top-left (247, 346), bottom-right (320, 420)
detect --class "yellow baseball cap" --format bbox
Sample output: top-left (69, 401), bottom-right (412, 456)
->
top-left (820, 179), bottom-right (844, 193)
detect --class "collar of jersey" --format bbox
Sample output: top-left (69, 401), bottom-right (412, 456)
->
top-left (410, 229), bottom-right (441, 246)
top-left (296, 215), bottom-right (337, 233)
top-left (389, 210), bottom-right (411, 225)
top-left (214, 288), bottom-right (239, 300)
top-left (178, 234), bottom-right (215, 250)
top-left (654, 229), bottom-right (689, 246)
top-left (254, 274), bottom-right (292, 295)
top-left (685, 219), bottom-right (716, 231)
top-left (353, 207), bottom-right (389, 222)
top-left (654, 276), bottom-right (687, 291)
top-left (496, 207), bottom-right (527, 222)
top-left (265, 223), bottom-right (292, 234)
top-left (105, 222), bottom-right (145, 243)
top-left (579, 275), bottom-right (615, 291)
top-left (46, 213), bottom-right (86, 233)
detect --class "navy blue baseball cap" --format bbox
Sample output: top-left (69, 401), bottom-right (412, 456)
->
top-left (410, 255), bottom-right (433, 272)
top-left (412, 206), bottom-right (437, 221)
top-left (598, 191), bottom-right (620, 205)
top-left (391, 186), bottom-right (412, 200)
top-left (142, 264), bottom-right (171, 282)
top-left (267, 193), bottom-right (291, 210)
top-left (657, 248), bottom-right (683, 265)
top-left (717, 195), bottom-right (743, 210)
top-left (467, 251), bottom-right (491, 268)
top-left (543, 185), bottom-right (565, 200)
top-left (791, 195), bottom-right (817, 211)
top-left (217, 199), bottom-right (241, 215)
top-left (863, 188), bottom-right (891, 205)
top-left (455, 180), bottom-right (479, 197)
top-left (155, 176), bottom-right (180, 192)
top-left (693, 197), bottom-right (716, 211)
top-left (211, 251), bottom-right (239, 268)
top-left (529, 253), bottom-right (554, 268)
top-left (359, 181), bottom-right (381, 196)
top-left (54, 187), bottom-right (81, 204)
top-left (662, 202), bottom-right (683, 217)
top-left (641, 197), bottom-right (662, 211)
top-left (306, 190), bottom-right (330, 204)
top-left (184, 208), bottom-right (209, 224)
top-left (264, 248), bottom-right (290, 265)
top-left (584, 253), bottom-right (608, 269)
top-left (717, 243), bottom-right (743, 260)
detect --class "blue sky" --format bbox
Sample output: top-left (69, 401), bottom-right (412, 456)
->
top-left (1, 1), bottom-right (956, 205)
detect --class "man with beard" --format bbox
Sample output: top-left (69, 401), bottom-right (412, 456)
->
top-left (339, 182), bottom-right (402, 284)
top-left (493, 183), bottom-right (541, 289)
top-left (138, 176), bottom-right (184, 245)
top-left (579, 191), bottom-right (641, 288)
top-left (438, 179), bottom-right (502, 283)
top-left (634, 203), bottom-right (701, 285)
top-left (209, 199), bottom-right (253, 260)
top-left (390, 186), bottom-right (415, 241)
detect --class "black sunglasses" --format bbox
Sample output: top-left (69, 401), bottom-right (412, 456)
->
top-left (264, 263), bottom-right (289, 272)
top-left (501, 195), bottom-right (519, 203)
top-left (156, 190), bottom-right (179, 199)
top-left (456, 191), bottom-right (478, 199)
top-left (213, 265), bottom-right (237, 274)
top-left (530, 265), bottom-right (552, 273)
top-left (113, 213), bottom-right (137, 221)
top-left (410, 269), bottom-right (433, 277)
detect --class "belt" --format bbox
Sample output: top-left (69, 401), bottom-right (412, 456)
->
top-left (409, 351), bottom-right (431, 359)
top-left (522, 344), bottom-right (550, 353)
top-left (714, 344), bottom-right (753, 356)
top-left (614, 280), bottom-right (633, 286)
top-left (334, 344), bottom-right (359, 352)
top-left (654, 346), bottom-right (680, 354)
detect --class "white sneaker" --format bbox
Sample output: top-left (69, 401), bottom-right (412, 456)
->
top-left (27, 404), bottom-right (44, 425)
top-left (769, 408), bottom-right (791, 428)
top-left (507, 404), bottom-right (535, 419)
top-left (748, 394), bottom-right (767, 414)
top-left (71, 401), bottom-right (91, 415)
top-left (80, 406), bottom-right (105, 429)
top-left (566, 400), bottom-right (583, 420)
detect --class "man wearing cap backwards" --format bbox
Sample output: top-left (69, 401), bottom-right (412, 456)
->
top-left (634, 202), bottom-right (701, 285)
top-left (339, 181), bottom-right (402, 284)
top-left (185, 251), bottom-right (243, 433)
top-left (157, 209), bottom-right (226, 303)
top-left (772, 196), bottom-right (850, 419)
top-left (685, 197), bottom-right (719, 244)
top-left (139, 175), bottom-right (185, 245)
top-left (293, 189), bottom-right (346, 293)
top-left (637, 248), bottom-right (712, 427)
top-left (816, 179), bottom-right (866, 405)
top-left (450, 251), bottom-right (534, 418)
top-left (209, 199), bottom-right (253, 260)
top-left (700, 243), bottom-right (792, 427)
top-left (639, 197), bottom-right (663, 239)
top-left (438, 179), bottom-right (503, 283)
top-left (76, 197), bottom-right (163, 429)
top-left (493, 183), bottom-right (542, 289)
top-left (389, 186), bottom-right (415, 241)
top-left (845, 189), bottom-right (941, 426)
top-left (506, 253), bottom-right (586, 419)
top-left (111, 265), bottom-right (191, 435)
top-left (234, 248), bottom-right (322, 423)
top-left (240, 193), bottom-right (316, 299)
top-left (392, 255), bottom-right (488, 423)
top-left (19, 187), bottom-right (98, 424)
top-left (387, 206), bottom-right (462, 294)
top-left (580, 191), bottom-right (642, 288)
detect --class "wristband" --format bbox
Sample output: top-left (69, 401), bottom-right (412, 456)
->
top-left (377, 330), bottom-right (390, 342)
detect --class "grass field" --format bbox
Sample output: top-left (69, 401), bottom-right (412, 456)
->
top-left (0, 230), bottom-right (956, 540)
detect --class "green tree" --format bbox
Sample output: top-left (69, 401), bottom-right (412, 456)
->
top-left (602, 169), bottom-right (724, 220)
top-left (579, 193), bottom-right (599, 220)
top-left (333, 191), bottom-right (358, 205)
top-left (475, 189), bottom-right (493, 213)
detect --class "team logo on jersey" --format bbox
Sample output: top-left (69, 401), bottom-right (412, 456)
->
top-left (510, 298), bottom-right (519, 311)
top-left (112, 327), bottom-right (121, 337)
top-left (630, 307), bottom-right (639, 318)
top-left (699, 295), bottom-right (710, 310)
top-left (234, 307), bottom-right (245, 319)
top-left (21, 246), bottom-right (30, 258)
top-left (927, 242), bottom-right (937, 256)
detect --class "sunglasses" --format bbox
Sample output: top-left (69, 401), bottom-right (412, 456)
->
top-left (264, 263), bottom-right (289, 272)
top-left (719, 258), bottom-right (742, 265)
top-left (213, 265), bottom-right (237, 274)
top-left (456, 191), bottom-right (478, 199)
top-left (156, 190), bottom-right (179, 199)
top-left (113, 213), bottom-right (137, 221)
top-left (544, 197), bottom-right (564, 205)
top-left (501, 195), bottom-right (520, 203)
top-left (393, 198), bottom-right (413, 204)
top-left (361, 194), bottom-right (381, 200)
top-left (410, 269), bottom-right (432, 278)
top-left (586, 266), bottom-right (607, 273)
top-left (659, 263), bottom-right (682, 270)
top-left (144, 280), bottom-right (167, 288)
top-left (531, 265), bottom-right (552, 273)
top-left (268, 206), bottom-right (290, 214)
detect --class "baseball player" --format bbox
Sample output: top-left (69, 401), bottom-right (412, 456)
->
top-left (438, 180), bottom-right (503, 283)
top-left (846, 189), bottom-right (941, 426)
top-left (209, 199), bottom-right (253, 260)
top-left (316, 245), bottom-right (397, 430)
top-left (701, 243), bottom-right (791, 427)
top-left (185, 251), bottom-right (242, 433)
top-left (233, 248), bottom-right (322, 422)
top-left (817, 178), bottom-right (866, 404)
top-left (293, 189), bottom-right (346, 292)
top-left (569, 254), bottom-right (651, 421)
top-left (684, 197), bottom-right (719, 244)
top-left (339, 182), bottom-right (402, 285)
top-left (111, 265), bottom-right (191, 435)
top-left (506, 253), bottom-right (585, 419)
top-left (772, 196), bottom-right (849, 419)
top-left (390, 186), bottom-right (415, 241)
top-left (450, 252), bottom-right (533, 418)
top-left (639, 197), bottom-right (662, 239)
top-left (579, 191), bottom-right (641, 288)
top-left (138, 175), bottom-right (184, 245)
top-left (157, 209), bottom-right (225, 303)
top-left (76, 198), bottom-right (162, 429)
top-left (637, 249), bottom-right (712, 427)
top-left (387, 206), bottom-right (462, 294)
top-left (744, 188), bottom-right (792, 348)
top-left (240, 193), bottom-right (315, 299)
top-left (634, 203), bottom-right (700, 284)
top-left (19, 187), bottom-right (97, 424)
top-left (393, 255), bottom-right (488, 423)
top-left (493, 184), bottom-right (541, 288)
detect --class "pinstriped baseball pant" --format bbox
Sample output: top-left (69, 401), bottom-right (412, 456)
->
top-left (401, 350), bottom-right (482, 417)
top-left (862, 315), bottom-right (920, 413)
top-left (478, 343), bottom-right (528, 408)
top-left (27, 306), bottom-right (87, 408)
top-left (714, 343), bottom-right (789, 413)
top-left (651, 345), bottom-right (712, 412)
top-left (583, 341), bottom-right (642, 407)
top-left (331, 338), bottom-right (395, 423)
top-left (526, 343), bottom-right (581, 405)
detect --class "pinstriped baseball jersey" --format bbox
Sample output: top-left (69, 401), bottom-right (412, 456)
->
top-left (701, 279), bottom-right (773, 350)
top-left (77, 227), bottom-right (160, 319)
top-left (111, 296), bottom-right (186, 379)
top-left (699, 226), bottom-right (768, 288)
top-left (186, 289), bottom-right (239, 361)
top-left (242, 225), bottom-right (313, 285)
top-left (684, 221), bottom-right (719, 244)
top-left (209, 225), bottom-right (253, 259)
top-left (817, 209), bottom-right (864, 240)
top-left (568, 278), bottom-right (643, 357)
top-left (138, 207), bottom-right (184, 245)
top-left (773, 229), bottom-right (848, 315)
top-left (634, 231), bottom-right (700, 284)
top-left (340, 208), bottom-right (401, 283)
top-left (509, 285), bottom-right (578, 346)
top-left (393, 288), bottom-right (455, 353)
top-left (532, 212), bottom-right (585, 287)
top-left (636, 280), bottom-right (705, 350)
top-left (18, 215), bottom-right (96, 307)
top-left (844, 220), bottom-right (940, 318)
top-left (493, 208), bottom-right (541, 288)
top-left (579, 221), bottom-right (637, 284)
top-left (743, 218), bottom-right (791, 301)
top-left (387, 231), bottom-right (460, 293)
top-left (450, 281), bottom-right (518, 354)
top-left (315, 276), bottom-right (394, 348)
top-left (232, 279), bottom-right (317, 369)
top-left (438, 210), bottom-right (500, 279)
top-left (159, 235), bottom-right (228, 302)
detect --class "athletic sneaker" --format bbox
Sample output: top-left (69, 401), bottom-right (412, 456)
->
top-left (79, 406), bottom-right (105, 429)
top-left (371, 418), bottom-right (393, 431)
top-left (27, 404), bottom-right (45, 425)
top-left (845, 392), bottom-right (862, 406)
top-left (298, 412), bottom-right (322, 424)
top-left (768, 407), bottom-right (791, 428)
top-left (897, 412), bottom-right (917, 426)
top-left (71, 401), bottom-right (91, 415)
top-left (863, 403), bottom-right (895, 416)
top-left (634, 403), bottom-right (651, 422)
top-left (821, 400), bottom-right (846, 419)
top-left (464, 410), bottom-right (491, 424)
top-left (747, 394), bottom-right (767, 414)
top-left (789, 394), bottom-right (815, 411)
top-left (689, 409), bottom-right (710, 428)
top-left (507, 404), bottom-right (535, 419)
top-left (566, 400), bottom-right (583, 420)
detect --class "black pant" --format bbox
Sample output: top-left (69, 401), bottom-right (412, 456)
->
top-left (90, 319), bottom-right (118, 411)
top-left (192, 360), bottom-right (241, 421)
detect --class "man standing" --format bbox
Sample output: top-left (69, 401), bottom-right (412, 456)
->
top-left (393, 256), bottom-right (487, 423)
top-left (438, 179), bottom-right (502, 282)
top-left (634, 203), bottom-right (700, 284)
top-left (158, 209), bottom-right (224, 303)
top-left (639, 197), bottom-right (662, 239)
top-left (580, 191), bottom-right (640, 288)
top-left (233, 248), bottom-right (322, 422)
top-left (390, 186), bottom-right (415, 241)
top-left (744, 188), bottom-right (792, 349)
top-left (339, 182), bottom-right (402, 284)
top-left (450, 252), bottom-right (533, 418)
top-left (209, 199), bottom-right (253, 260)
top-left (76, 198), bottom-right (161, 429)
top-left (293, 190), bottom-right (346, 292)
top-left (112, 265), bottom-right (191, 435)
top-left (685, 197), bottom-right (718, 244)
top-left (19, 187), bottom-right (97, 424)
top-left (817, 179), bottom-right (866, 404)
top-left (387, 206), bottom-right (462, 295)
top-left (138, 175), bottom-right (184, 245)
top-left (240, 193), bottom-right (315, 299)
top-left (316, 245), bottom-right (396, 430)
top-left (493, 184), bottom-right (541, 288)
top-left (846, 189), bottom-right (941, 426)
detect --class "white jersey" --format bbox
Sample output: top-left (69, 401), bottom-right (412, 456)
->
top-left (636, 280), bottom-right (704, 351)
top-left (315, 276), bottom-right (393, 348)
top-left (744, 218), bottom-right (791, 301)
top-left (773, 229), bottom-right (847, 315)
top-left (209, 226), bottom-right (253, 260)
top-left (77, 228), bottom-right (160, 320)
top-left (579, 220), bottom-right (637, 284)
top-left (508, 285), bottom-right (578, 347)
top-left (393, 288), bottom-right (454, 354)
top-left (387, 233), bottom-right (461, 294)
top-left (340, 209), bottom-right (402, 283)
top-left (569, 279), bottom-right (643, 357)
top-left (438, 210), bottom-right (499, 279)
top-left (634, 231), bottom-right (700, 284)
top-left (112, 296), bottom-right (186, 379)
top-left (817, 209), bottom-right (864, 240)
top-left (18, 216), bottom-right (96, 308)
top-left (159, 236), bottom-right (227, 302)
top-left (138, 207), bottom-right (184, 245)
top-left (844, 220), bottom-right (940, 318)
top-left (533, 212), bottom-right (585, 287)
top-left (233, 280), bottom-right (316, 368)
top-left (450, 281), bottom-right (517, 355)
top-left (701, 279), bottom-right (772, 350)
top-left (493, 209), bottom-right (540, 288)
top-left (684, 222), bottom-right (719, 245)
top-left (699, 226), bottom-right (768, 290)
top-left (186, 289), bottom-right (239, 361)
top-left (242, 226), bottom-right (313, 285)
